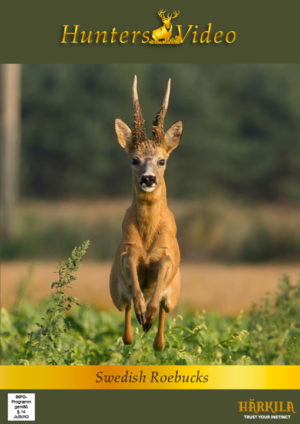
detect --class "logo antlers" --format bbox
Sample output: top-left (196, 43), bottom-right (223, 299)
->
top-left (157, 9), bottom-right (180, 21)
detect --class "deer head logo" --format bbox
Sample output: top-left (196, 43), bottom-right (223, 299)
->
top-left (151, 10), bottom-right (181, 44)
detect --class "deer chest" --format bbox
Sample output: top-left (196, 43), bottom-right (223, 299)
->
top-left (137, 261), bottom-right (159, 298)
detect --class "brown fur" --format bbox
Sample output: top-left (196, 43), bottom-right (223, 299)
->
top-left (109, 76), bottom-right (183, 349)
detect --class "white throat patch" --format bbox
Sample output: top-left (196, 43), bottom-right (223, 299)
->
top-left (141, 184), bottom-right (156, 192)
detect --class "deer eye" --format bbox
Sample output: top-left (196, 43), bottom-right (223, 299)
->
top-left (158, 159), bottom-right (165, 166)
top-left (132, 157), bottom-right (140, 166)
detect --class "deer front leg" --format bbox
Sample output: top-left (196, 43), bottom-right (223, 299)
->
top-left (121, 247), bottom-right (147, 326)
top-left (143, 255), bottom-right (174, 332)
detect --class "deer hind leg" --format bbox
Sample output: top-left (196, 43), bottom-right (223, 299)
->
top-left (153, 304), bottom-right (165, 351)
top-left (122, 304), bottom-right (133, 345)
top-left (161, 268), bottom-right (181, 313)
top-left (153, 271), bottom-right (180, 350)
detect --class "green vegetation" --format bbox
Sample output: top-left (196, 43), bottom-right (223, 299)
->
top-left (1, 242), bottom-right (299, 365)
top-left (23, 241), bottom-right (89, 364)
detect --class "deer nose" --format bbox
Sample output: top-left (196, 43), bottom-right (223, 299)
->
top-left (140, 175), bottom-right (157, 187)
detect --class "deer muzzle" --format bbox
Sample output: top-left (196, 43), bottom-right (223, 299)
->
top-left (140, 175), bottom-right (157, 192)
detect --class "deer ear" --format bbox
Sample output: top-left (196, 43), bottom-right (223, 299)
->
top-left (115, 118), bottom-right (132, 150)
top-left (164, 120), bottom-right (183, 152)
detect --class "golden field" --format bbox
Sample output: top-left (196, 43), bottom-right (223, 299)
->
top-left (2, 260), bottom-right (300, 315)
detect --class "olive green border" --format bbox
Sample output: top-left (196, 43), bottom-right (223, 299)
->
top-left (0, 390), bottom-right (299, 423)
top-left (1, 0), bottom-right (300, 63)
top-left (1, 0), bottom-right (299, 420)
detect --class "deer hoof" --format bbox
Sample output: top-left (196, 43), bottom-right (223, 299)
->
top-left (122, 332), bottom-right (133, 345)
top-left (133, 292), bottom-right (146, 324)
top-left (142, 322), bottom-right (153, 332)
top-left (136, 312), bottom-right (146, 325)
top-left (153, 335), bottom-right (165, 351)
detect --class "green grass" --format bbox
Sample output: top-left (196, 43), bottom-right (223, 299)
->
top-left (1, 242), bottom-right (300, 365)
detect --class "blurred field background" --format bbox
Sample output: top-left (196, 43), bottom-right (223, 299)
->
top-left (1, 64), bottom-right (300, 314)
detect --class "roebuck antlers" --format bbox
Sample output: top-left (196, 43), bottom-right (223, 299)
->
top-left (110, 75), bottom-right (183, 350)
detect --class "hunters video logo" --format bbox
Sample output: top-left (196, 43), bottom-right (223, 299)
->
top-left (150, 10), bottom-right (181, 44)
top-left (60, 10), bottom-right (237, 45)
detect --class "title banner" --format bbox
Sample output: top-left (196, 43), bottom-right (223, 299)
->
top-left (1, 366), bottom-right (300, 390)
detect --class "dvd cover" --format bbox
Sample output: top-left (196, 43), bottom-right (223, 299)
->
top-left (0, 1), bottom-right (299, 423)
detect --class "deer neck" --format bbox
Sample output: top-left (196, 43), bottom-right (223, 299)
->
top-left (165, 22), bottom-right (172, 31)
top-left (132, 179), bottom-right (167, 248)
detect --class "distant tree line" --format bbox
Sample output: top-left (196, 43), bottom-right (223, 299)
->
top-left (21, 64), bottom-right (300, 202)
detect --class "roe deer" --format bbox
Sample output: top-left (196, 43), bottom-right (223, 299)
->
top-left (110, 75), bottom-right (183, 350)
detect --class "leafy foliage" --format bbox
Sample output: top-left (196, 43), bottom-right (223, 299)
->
top-left (20, 241), bottom-right (89, 364)
top-left (1, 244), bottom-right (299, 365)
